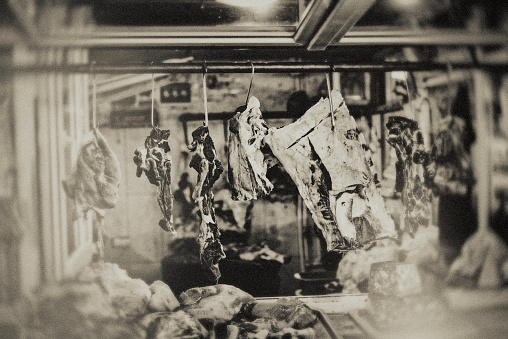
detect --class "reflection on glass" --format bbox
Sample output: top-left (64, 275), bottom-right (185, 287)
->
top-left (91, 0), bottom-right (300, 27)
top-left (356, 0), bottom-right (506, 29)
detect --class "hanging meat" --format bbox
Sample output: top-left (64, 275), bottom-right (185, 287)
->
top-left (386, 116), bottom-right (432, 237)
top-left (264, 90), bottom-right (396, 251)
top-left (63, 129), bottom-right (121, 214)
top-left (188, 125), bottom-right (226, 281)
top-left (133, 127), bottom-right (174, 233)
top-left (228, 96), bottom-right (273, 200)
top-left (428, 115), bottom-right (473, 196)
top-left (63, 129), bottom-right (121, 257)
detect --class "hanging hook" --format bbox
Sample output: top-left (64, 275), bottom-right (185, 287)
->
top-left (150, 61), bottom-right (156, 129)
top-left (245, 61), bottom-right (254, 106)
top-left (446, 61), bottom-right (453, 117)
top-left (326, 72), bottom-right (335, 131)
top-left (91, 60), bottom-right (98, 133)
top-left (202, 61), bottom-right (208, 127)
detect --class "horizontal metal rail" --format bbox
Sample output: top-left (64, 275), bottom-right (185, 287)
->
top-left (3, 60), bottom-right (507, 74)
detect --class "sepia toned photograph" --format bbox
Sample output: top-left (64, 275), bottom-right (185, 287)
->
top-left (1, 0), bottom-right (508, 338)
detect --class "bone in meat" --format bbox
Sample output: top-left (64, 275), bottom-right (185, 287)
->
top-left (228, 96), bottom-right (273, 200)
top-left (188, 125), bottom-right (226, 281)
top-left (133, 127), bottom-right (175, 233)
top-left (265, 90), bottom-right (396, 250)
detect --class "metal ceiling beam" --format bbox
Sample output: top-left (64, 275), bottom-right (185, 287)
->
top-left (7, 0), bottom-right (39, 41)
top-left (4, 60), bottom-right (507, 74)
top-left (307, 0), bottom-right (376, 50)
top-left (338, 27), bottom-right (508, 46)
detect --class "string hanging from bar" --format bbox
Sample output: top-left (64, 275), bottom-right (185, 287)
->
top-left (446, 61), bottom-right (453, 117)
top-left (326, 72), bottom-right (335, 130)
top-left (151, 62), bottom-right (156, 128)
top-left (245, 61), bottom-right (254, 106)
top-left (203, 62), bottom-right (208, 126)
top-left (91, 61), bottom-right (98, 131)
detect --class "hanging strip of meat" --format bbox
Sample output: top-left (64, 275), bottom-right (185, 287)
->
top-left (265, 90), bottom-right (396, 251)
top-left (188, 125), bottom-right (226, 281)
top-left (133, 127), bottom-right (175, 233)
top-left (428, 116), bottom-right (473, 196)
top-left (228, 96), bottom-right (273, 200)
top-left (386, 116), bottom-right (432, 237)
top-left (63, 129), bottom-right (121, 258)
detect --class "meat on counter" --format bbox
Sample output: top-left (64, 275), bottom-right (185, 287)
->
top-left (228, 96), bottom-right (273, 201)
top-left (264, 90), bottom-right (396, 251)
top-left (133, 127), bottom-right (175, 233)
top-left (188, 125), bottom-right (226, 281)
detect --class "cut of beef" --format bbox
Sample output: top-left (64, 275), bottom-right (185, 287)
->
top-left (188, 125), bottom-right (226, 281)
top-left (228, 96), bottom-right (273, 200)
top-left (429, 116), bottom-right (472, 196)
top-left (386, 116), bottom-right (432, 237)
top-left (133, 127), bottom-right (174, 233)
top-left (179, 284), bottom-right (255, 324)
top-left (265, 90), bottom-right (396, 250)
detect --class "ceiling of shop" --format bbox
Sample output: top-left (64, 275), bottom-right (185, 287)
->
top-left (2, 0), bottom-right (507, 57)
top-left (65, 0), bottom-right (506, 29)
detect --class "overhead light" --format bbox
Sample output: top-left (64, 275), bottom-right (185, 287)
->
top-left (216, 0), bottom-right (278, 13)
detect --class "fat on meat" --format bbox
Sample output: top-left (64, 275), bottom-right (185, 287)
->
top-left (188, 125), bottom-right (226, 281)
top-left (133, 127), bottom-right (174, 233)
top-left (264, 90), bottom-right (396, 250)
top-left (228, 96), bottom-right (273, 200)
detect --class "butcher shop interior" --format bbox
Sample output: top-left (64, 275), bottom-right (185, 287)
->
top-left (1, 0), bottom-right (508, 338)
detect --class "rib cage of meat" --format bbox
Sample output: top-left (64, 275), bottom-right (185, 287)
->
top-left (228, 96), bottom-right (274, 201)
top-left (264, 90), bottom-right (396, 250)
top-left (188, 125), bottom-right (226, 281)
top-left (133, 127), bottom-right (174, 233)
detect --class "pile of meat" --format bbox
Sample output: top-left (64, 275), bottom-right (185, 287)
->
top-left (179, 285), bottom-right (317, 339)
top-left (28, 263), bottom-right (318, 339)
top-left (336, 225), bottom-right (441, 294)
top-left (264, 90), bottom-right (397, 250)
top-left (188, 125), bottom-right (226, 281)
top-left (133, 127), bottom-right (175, 233)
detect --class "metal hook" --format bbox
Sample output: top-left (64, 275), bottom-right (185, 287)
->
top-left (150, 61), bottom-right (156, 129)
top-left (326, 72), bottom-right (335, 130)
top-left (202, 60), bottom-right (208, 126)
top-left (246, 61), bottom-right (254, 106)
top-left (91, 60), bottom-right (98, 132)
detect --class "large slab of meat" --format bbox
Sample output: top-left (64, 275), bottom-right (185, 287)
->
top-left (264, 90), bottom-right (396, 251)
top-left (188, 125), bottom-right (226, 281)
top-left (133, 127), bottom-right (174, 233)
top-left (228, 96), bottom-right (273, 200)
top-left (386, 116), bottom-right (432, 237)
